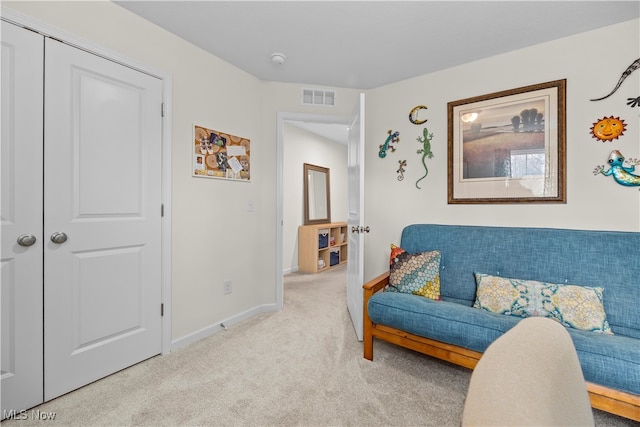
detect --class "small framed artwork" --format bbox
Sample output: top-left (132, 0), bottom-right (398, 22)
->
top-left (447, 79), bottom-right (566, 204)
top-left (193, 124), bottom-right (251, 182)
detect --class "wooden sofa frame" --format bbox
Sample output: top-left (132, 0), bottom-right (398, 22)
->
top-left (363, 272), bottom-right (640, 422)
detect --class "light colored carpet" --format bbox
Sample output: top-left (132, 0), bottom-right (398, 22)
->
top-left (3, 265), bottom-right (636, 426)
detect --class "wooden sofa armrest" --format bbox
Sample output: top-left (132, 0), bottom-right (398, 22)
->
top-left (363, 271), bottom-right (389, 295)
top-left (363, 271), bottom-right (389, 360)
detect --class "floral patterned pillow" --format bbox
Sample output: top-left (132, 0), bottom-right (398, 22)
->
top-left (387, 244), bottom-right (441, 300)
top-left (473, 273), bottom-right (613, 334)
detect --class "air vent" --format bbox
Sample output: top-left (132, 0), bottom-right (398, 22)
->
top-left (302, 88), bottom-right (336, 106)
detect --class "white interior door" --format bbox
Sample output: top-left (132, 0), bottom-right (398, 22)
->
top-left (1, 21), bottom-right (45, 415)
top-left (43, 38), bottom-right (163, 400)
top-left (346, 93), bottom-right (365, 341)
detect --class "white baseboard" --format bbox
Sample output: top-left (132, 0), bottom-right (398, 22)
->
top-left (170, 303), bottom-right (279, 351)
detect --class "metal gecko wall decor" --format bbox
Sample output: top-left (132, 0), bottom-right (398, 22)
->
top-left (397, 160), bottom-right (407, 181)
top-left (590, 58), bottom-right (640, 108)
top-left (379, 130), bottom-right (400, 158)
top-left (627, 97), bottom-right (640, 108)
top-left (415, 128), bottom-right (434, 189)
top-left (593, 150), bottom-right (640, 187)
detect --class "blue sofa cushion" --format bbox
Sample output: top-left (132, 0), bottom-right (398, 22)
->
top-left (368, 291), bottom-right (520, 353)
top-left (568, 329), bottom-right (640, 396)
top-left (368, 291), bottom-right (640, 396)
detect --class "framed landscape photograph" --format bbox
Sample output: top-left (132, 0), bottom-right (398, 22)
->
top-left (447, 79), bottom-right (566, 204)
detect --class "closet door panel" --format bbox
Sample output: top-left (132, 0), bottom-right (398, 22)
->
top-left (43, 38), bottom-right (163, 400)
top-left (0, 22), bottom-right (45, 416)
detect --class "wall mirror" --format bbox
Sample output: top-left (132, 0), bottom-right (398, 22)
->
top-left (303, 163), bottom-right (331, 225)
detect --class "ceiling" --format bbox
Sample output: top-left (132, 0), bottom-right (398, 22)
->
top-left (115, 1), bottom-right (638, 90)
top-left (114, 1), bottom-right (639, 143)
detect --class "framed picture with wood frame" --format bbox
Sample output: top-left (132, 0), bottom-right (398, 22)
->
top-left (447, 79), bottom-right (566, 204)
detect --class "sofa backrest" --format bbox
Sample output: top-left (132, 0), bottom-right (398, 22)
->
top-left (400, 224), bottom-right (640, 339)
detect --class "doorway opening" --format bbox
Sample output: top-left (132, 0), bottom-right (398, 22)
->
top-left (275, 112), bottom-right (351, 309)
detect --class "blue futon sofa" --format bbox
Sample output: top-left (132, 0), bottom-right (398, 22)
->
top-left (363, 224), bottom-right (640, 421)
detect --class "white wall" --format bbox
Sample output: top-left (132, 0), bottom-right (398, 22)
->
top-left (363, 19), bottom-right (640, 282)
top-left (282, 124), bottom-right (347, 273)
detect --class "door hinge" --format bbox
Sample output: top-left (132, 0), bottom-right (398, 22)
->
top-left (161, 303), bottom-right (164, 317)
top-left (161, 102), bottom-right (166, 117)
top-left (161, 204), bottom-right (164, 217)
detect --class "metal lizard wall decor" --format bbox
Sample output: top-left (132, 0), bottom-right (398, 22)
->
top-left (415, 128), bottom-right (434, 189)
top-left (593, 150), bottom-right (640, 187)
top-left (590, 58), bottom-right (640, 104)
top-left (379, 130), bottom-right (400, 158)
top-left (397, 160), bottom-right (407, 181)
top-left (628, 97), bottom-right (640, 107)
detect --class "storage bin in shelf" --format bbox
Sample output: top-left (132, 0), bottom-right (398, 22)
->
top-left (298, 222), bottom-right (348, 273)
top-left (330, 248), bottom-right (340, 266)
top-left (318, 229), bottom-right (329, 249)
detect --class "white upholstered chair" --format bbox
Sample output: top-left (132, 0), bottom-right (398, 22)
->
top-left (462, 316), bottom-right (594, 426)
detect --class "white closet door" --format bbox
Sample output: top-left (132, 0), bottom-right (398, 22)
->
top-left (43, 38), bottom-right (163, 400)
top-left (1, 22), bottom-right (45, 415)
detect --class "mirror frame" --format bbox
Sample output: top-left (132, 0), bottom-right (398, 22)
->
top-left (303, 163), bottom-right (331, 225)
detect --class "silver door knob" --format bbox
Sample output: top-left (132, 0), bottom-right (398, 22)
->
top-left (17, 233), bottom-right (37, 247)
top-left (50, 232), bottom-right (68, 244)
top-left (351, 226), bottom-right (360, 233)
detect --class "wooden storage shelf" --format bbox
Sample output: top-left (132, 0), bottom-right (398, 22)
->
top-left (298, 222), bottom-right (348, 273)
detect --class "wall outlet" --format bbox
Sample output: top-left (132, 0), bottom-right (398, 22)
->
top-left (223, 280), bottom-right (232, 295)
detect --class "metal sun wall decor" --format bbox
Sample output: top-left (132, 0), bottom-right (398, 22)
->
top-left (590, 58), bottom-right (640, 108)
top-left (590, 116), bottom-right (627, 142)
top-left (594, 150), bottom-right (640, 187)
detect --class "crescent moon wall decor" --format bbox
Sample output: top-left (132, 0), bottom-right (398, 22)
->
top-left (409, 105), bottom-right (428, 125)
